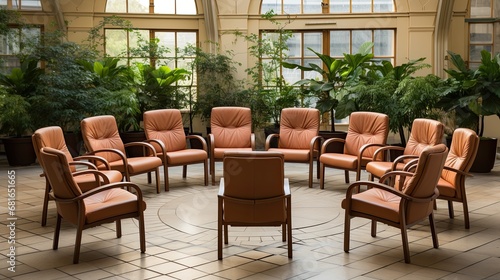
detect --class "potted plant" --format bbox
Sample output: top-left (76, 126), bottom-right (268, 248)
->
top-left (0, 58), bottom-right (42, 165)
top-left (282, 42), bottom-right (374, 152)
top-left (440, 50), bottom-right (500, 173)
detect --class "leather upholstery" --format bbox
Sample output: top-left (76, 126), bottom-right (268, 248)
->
top-left (143, 109), bottom-right (208, 191)
top-left (266, 108), bottom-right (321, 188)
top-left (320, 112), bottom-right (389, 189)
top-left (366, 118), bottom-right (444, 179)
top-left (209, 107), bottom-right (255, 185)
top-left (32, 126), bottom-right (123, 226)
top-left (81, 115), bottom-right (163, 193)
top-left (218, 151), bottom-right (292, 259)
top-left (342, 144), bottom-right (448, 263)
top-left (39, 147), bottom-right (146, 264)
top-left (437, 128), bottom-right (479, 228)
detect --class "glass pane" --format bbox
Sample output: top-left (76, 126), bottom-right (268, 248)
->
top-left (304, 0), bottom-right (322, 13)
top-left (128, 0), bottom-right (149, 13)
top-left (331, 0), bottom-right (349, 13)
top-left (284, 0), bottom-right (300, 14)
top-left (469, 45), bottom-right (492, 61)
top-left (287, 33), bottom-right (301, 57)
top-left (470, 23), bottom-right (493, 44)
top-left (105, 29), bottom-right (128, 57)
top-left (330, 31), bottom-right (350, 57)
top-left (495, 22), bottom-right (500, 55)
top-left (352, 30), bottom-right (372, 52)
top-left (352, 0), bottom-right (371, 12)
top-left (156, 32), bottom-right (176, 54)
top-left (470, 0), bottom-right (491, 18)
top-left (177, 32), bottom-right (197, 51)
top-left (20, 27), bottom-right (40, 55)
top-left (21, 0), bottom-right (41, 9)
top-left (0, 0), bottom-right (7, 6)
top-left (304, 32), bottom-right (322, 56)
top-left (374, 0), bottom-right (394, 12)
top-left (176, 0), bottom-right (196, 14)
top-left (106, 0), bottom-right (126, 13)
top-left (155, 1), bottom-right (175, 14)
top-left (261, 0), bottom-right (282, 14)
top-left (129, 29), bottom-right (150, 56)
top-left (495, 0), bottom-right (500, 17)
top-left (374, 29), bottom-right (393, 56)
top-left (283, 58), bottom-right (301, 83)
top-left (303, 58), bottom-right (322, 79)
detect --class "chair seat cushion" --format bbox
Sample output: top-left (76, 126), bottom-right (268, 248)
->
top-left (214, 148), bottom-right (253, 159)
top-left (267, 148), bottom-right (311, 162)
top-left (366, 161), bottom-right (405, 178)
top-left (84, 188), bottom-right (146, 224)
top-left (436, 178), bottom-right (456, 197)
top-left (320, 154), bottom-right (357, 169)
top-left (342, 188), bottom-right (400, 223)
top-left (162, 149), bottom-right (207, 166)
top-left (108, 157), bottom-right (162, 174)
top-left (75, 170), bottom-right (123, 192)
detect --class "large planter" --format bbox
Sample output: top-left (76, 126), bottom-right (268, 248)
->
top-left (64, 131), bottom-right (82, 157)
top-left (119, 131), bottom-right (147, 157)
top-left (319, 131), bottom-right (348, 153)
top-left (469, 137), bottom-right (498, 173)
top-left (2, 136), bottom-right (37, 166)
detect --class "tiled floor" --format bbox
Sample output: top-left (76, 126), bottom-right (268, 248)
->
top-left (1, 155), bottom-right (500, 280)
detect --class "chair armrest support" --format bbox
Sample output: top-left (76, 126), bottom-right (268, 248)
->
top-left (443, 166), bottom-right (473, 177)
top-left (265, 134), bottom-right (280, 150)
top-left (186, 134), bottom-right (208, 151)
top-left (69, 161), bottom-right (97, 170)
top-left (71, 169), bottom-right (111, 185)
top-left (74, 155), bottom-right (112, 170)
top-left (372, 145), bottom-right (405, 161)
top-left (321, 137), bottom-right (345, 154)
top-left (124, 141), bottom-right (158, 157)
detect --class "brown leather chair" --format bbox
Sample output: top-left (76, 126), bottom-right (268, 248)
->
top-left (342, 144), bottom-right (448, 263)
top-left (209, 107), bottom-right (255, 185)
top-left (265, 108), bottom-right (321, 188)
top-left (81, 115), bottom-right (163, 193)
top-left (366, 118), bottom-right (444, 180)
top-left (143, 109), bottom-right (208, 191)
top-left (38, 147), bottom-right (146, 264)
top-left (218, 151), bottom-right (292, 259)
top-left (32, 126), bottom-right (123, 226)
top-left (319, 112), bottom-right (389, 189)
top-left (436, 128), bottom-right (479, 229)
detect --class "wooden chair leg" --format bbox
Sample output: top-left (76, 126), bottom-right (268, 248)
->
top-left (308, 161), bottom-right (313, 188)
top-left (343, 212), bottom-right (351, 253)
top-left (463, 199), bottom-right (470, 229)
top-left (139, 214), bottom-right (146, 253)
top-left (42, 180), bottom-right (50, 226)
top-left (448, 200), bottom-right (455, 219)
top-left (344, 170), bottom-right (350, 183)
top-left (287, 200), bottom-right (293, 258)
top-left (147, 172), bottom-right (152, 184)
top-left (164, 164), bottom-right (169, 192)
top-left (400, 225), bottom-right (411, 263)
top-left (282, 224), bottom-right (286, 242)
top-left (116, 220), bottom-right (122, 238)
top-left (429, 213), bottom-right (439, 249)
top-left (182, 165), bottom-right (187, 178)
top-left (371, 220), bottom-right (377, 237)
top-left (218, 198), bottom-right (223, 260)
top-left (73, 227), bottom-right (83, 264)
top-left (53, 214), bottom-right (62, 250)
top-left (319, 162), bottom-right (325, 189)
top-left (224, 224), bottom-right (228, 244)
top-left (155, 168), bottom-right (160, 194)
top-left (203, 159), bottom-right (209, 186)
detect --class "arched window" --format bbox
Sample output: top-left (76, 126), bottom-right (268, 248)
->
top-left (468, 0), bottom-right (500, 69)
top-left (106, 0), bottom-right (196, 14)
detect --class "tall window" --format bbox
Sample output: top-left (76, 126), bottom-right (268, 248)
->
top-left (0, 26), bottom-right (41, 74)
top-left (0, 0), bottom-right (42, 10)
top-left (468, 0), bottom-right (500, 69)
top-left (106, 0), bottom-right (196, 14)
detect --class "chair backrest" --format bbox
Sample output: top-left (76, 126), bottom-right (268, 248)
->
top-left (39, 147), bottom-right (83, 223)
top-left (404, 118), bottom-right (444, 156)
top-left (401, 144), bottom-right (448, 198)
top-left (279, 108), bottom-right (320, 149)
top-left (211, 107), bottom-right (252, 148)
top-left (222, 151), bottom-right (286, 223)
top-left (441, 128), bottom-right (479, 185)
top-left (33, 126), bottom-right (76, 171)
top-left (81, 115), bottom-right (125, 162)
top-left (344, 112), bottom-right (389, 157)
top-left (144, 109), bottom-right (186, 153)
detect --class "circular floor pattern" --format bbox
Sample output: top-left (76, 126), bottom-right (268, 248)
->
top-left (158, 186), bottom-right (345, 240)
